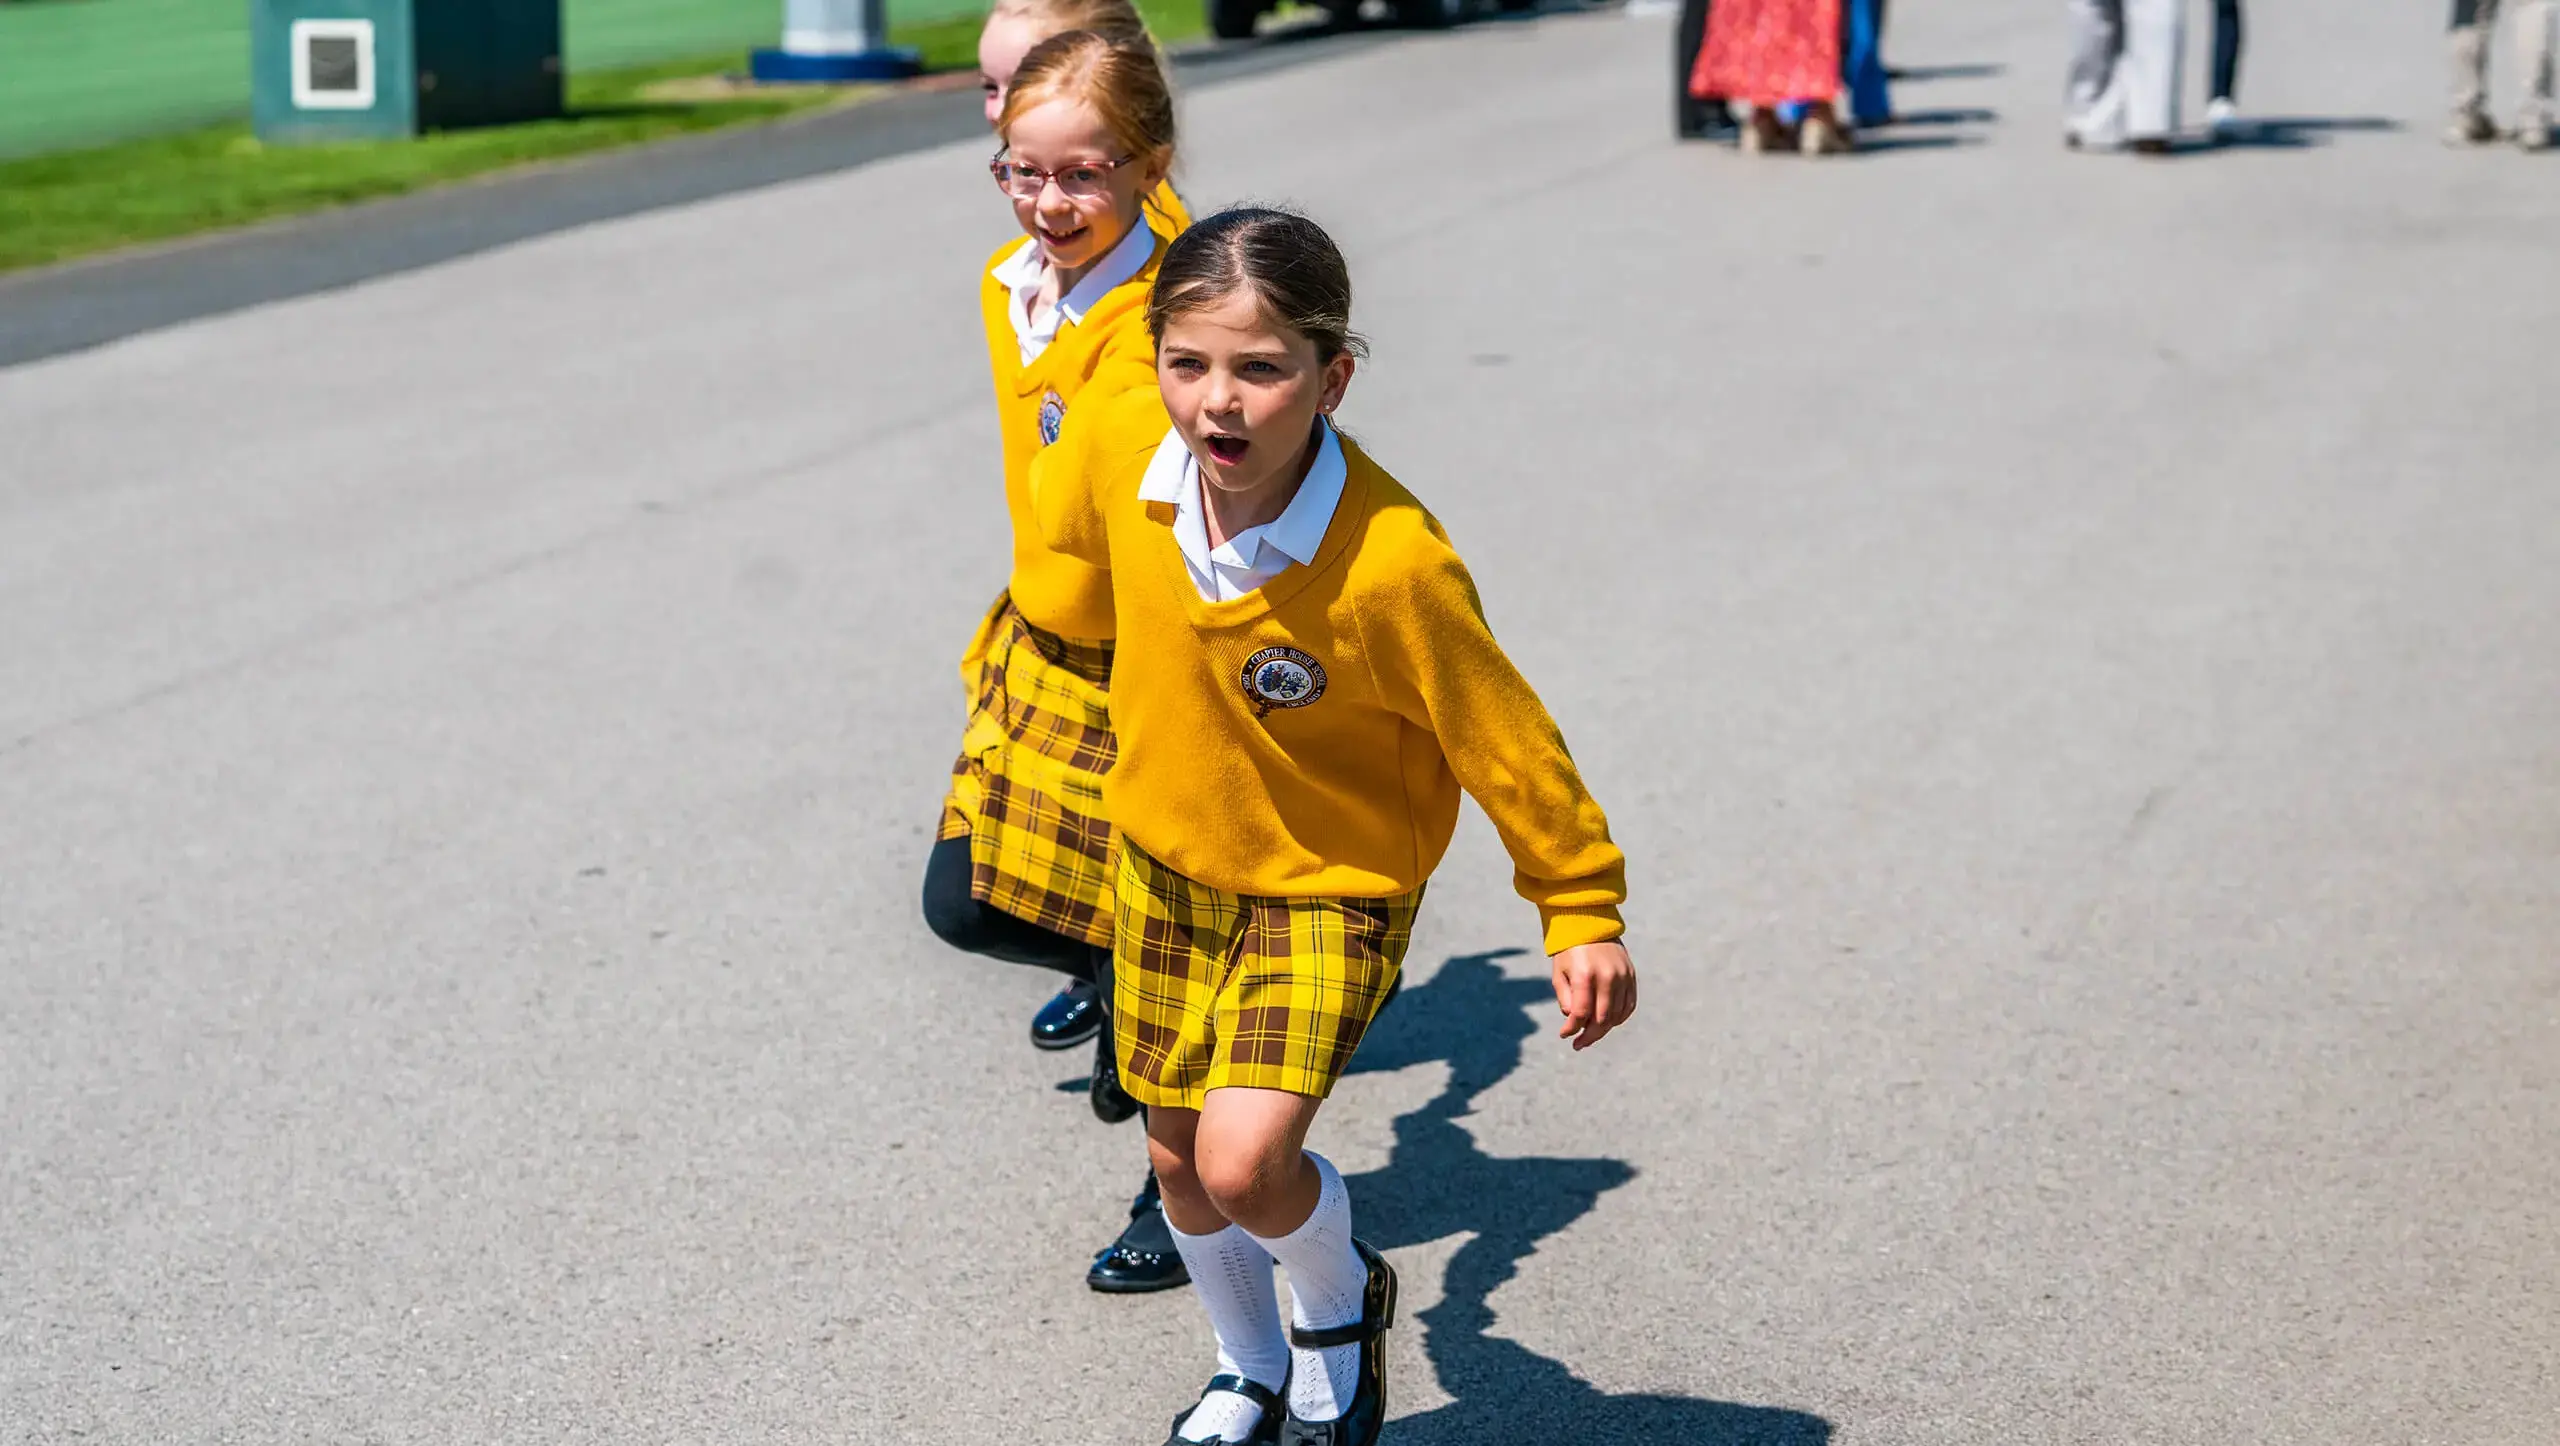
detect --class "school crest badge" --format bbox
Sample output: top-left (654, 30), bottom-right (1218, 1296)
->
top-left (1038, 391), bottom-right (1066, 447)
top-left (1241, 647), bottom-right (1327, 718)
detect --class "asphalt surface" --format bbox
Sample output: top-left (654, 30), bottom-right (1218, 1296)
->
top-left (4, 3), bottom-right (2556, 1443)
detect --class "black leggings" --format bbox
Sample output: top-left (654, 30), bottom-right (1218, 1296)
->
top-left (922, 835), bottom-right (1101, 981)
top-left (2212, 0), bottom-right (2243, 103)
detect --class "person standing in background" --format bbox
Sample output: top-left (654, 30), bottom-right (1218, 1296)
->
top-left (932, 28), bottom-right (1193, 1300)
top-left (972, 0), bottom-right (1188, 1073)
top-left (2448, 0), bottom-right (2558, 149)
top-left (1692, 0), bottom-right (1856, 154)
top-left (2206, 0), bottom-right (2243, 138)
top-left (1769, 0), bottom-right (1888, 135)
top-left (1845, 0), bottom-right (1892, 127)
top-left (1775, 0), bottom-right (1887, 135)
top-left (1678, 0), bottom-right (1739, 138)
top-left (2066, 0), bottom-right (2183, 154)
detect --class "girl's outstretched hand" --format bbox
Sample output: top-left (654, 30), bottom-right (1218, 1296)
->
top-left (1552, 940), bottom-right (1637, 1050)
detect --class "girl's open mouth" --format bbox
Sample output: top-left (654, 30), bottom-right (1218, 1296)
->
top-left (1204, 434), bottom-right (1250, 465)
top-left (1039, 223), bottom-right (1090, 249)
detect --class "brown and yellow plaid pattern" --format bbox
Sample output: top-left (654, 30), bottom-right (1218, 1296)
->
top-left (940, 595), bottom-right (1118, 948)
top-left (1111, 840), bottom-right (1425, 1109)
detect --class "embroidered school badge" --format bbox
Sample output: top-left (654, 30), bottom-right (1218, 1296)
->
top-left (1038, 391), bottom-right (1066, 447)
top-left (1241, 647), bottom-right (1327, 718)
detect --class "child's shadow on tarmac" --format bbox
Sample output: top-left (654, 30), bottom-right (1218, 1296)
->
top-left (1343, 952), bottom-right (1831, 1446)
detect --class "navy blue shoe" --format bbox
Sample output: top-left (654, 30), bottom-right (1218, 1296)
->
top-left (1030, 981), bottom-right (1102, 1051)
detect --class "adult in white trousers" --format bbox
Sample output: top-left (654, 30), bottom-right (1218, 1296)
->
top-left (2449, 0), bottom-right (2558, 149)
top-left (2066, 0), bottom-right (2184, 153)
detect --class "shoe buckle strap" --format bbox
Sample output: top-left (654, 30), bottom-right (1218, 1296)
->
top-left (1201, 1373), bottom-right (1284, 1416)
top-left (1286, 1315), bottom-right (1385, 1350)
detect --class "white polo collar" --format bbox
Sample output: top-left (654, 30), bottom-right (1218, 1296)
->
top-left (1139, 419), bottom-right (1347, 589)
top-left (991, 221), bottom-right (1157, 362)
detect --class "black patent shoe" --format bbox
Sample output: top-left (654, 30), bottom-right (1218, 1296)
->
top-left (1030, 981), bottom-right (1102, 1051)
top-left (1089, 1013), bottom-right (1141, 1125)
top-left (1277, 1241), bottom-right (1396, 1446)
top-left (1678, 96), bottom-right (1738, 140)
top-left (1088, 1174), bottom-right (1190, 1294)
top-left (1163, 1373), bottom-right (1285, 1445)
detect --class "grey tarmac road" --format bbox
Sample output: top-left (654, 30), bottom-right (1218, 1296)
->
top-left (3, 2), bottom-right (2555, 1443)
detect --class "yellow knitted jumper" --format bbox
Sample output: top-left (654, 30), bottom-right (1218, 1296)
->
top-left (976, 229), bottom-right (1165, 642)
top-left (1039, 415), bottom-right (1627, 954)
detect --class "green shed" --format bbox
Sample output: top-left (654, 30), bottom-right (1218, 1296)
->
top-left (251, 0), bottom-right (561, 144)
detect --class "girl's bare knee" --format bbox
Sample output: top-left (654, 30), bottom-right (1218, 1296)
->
top-left (1193, 1133), bottom-right (1292, 1222)
top-left (1148, 1133), bottom-right (1203, 1196)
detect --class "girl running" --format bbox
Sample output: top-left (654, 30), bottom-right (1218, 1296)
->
top-left (974, 0), bottom-right (1186, 1061)
top-left (923, 29), bottom-right (1187, 1294)
top-left (1038, 207), bottom-right (1638, 1446)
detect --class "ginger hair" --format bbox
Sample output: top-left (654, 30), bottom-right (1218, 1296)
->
top-left (996, 29), bottom-right (1178, 171)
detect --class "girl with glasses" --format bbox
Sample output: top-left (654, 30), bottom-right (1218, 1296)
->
top-left (974, 0), bottom-right (1188, 1094)
top-left (978, 0), bottom-right (1191, 234)
top-left (922, 29), bottom-right (1184, 1299)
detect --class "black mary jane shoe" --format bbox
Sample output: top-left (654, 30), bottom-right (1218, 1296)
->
top-left (1087, 1174), bottom-right (1190, 1294)
top-left (1277, 1241), bottom-right (1396, 1446)
top-left (1163, 1373), bottom-right (1286, 1446)
top-left (1030, 980), bottom-right (1102, 1051)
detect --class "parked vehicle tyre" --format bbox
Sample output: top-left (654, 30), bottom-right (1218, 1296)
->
top-left (1210, 0), bottom-right (1262, 39)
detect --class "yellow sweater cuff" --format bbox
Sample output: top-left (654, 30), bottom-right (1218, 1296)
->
top-left (1540, 905), bottom-right (1626, 956)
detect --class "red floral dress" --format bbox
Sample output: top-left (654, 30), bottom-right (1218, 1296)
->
top-left (1689, 0), bottom-right (1843, 108)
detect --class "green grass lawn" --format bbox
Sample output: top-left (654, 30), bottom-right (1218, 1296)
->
top-left (0, 0), bottom-right (996, 160)
top-left (0, 0), bottom-right (1203, 277)
top-left (0, 54), bottom-right (848, 274)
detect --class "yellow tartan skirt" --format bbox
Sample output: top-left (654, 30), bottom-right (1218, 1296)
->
top-left (939, 594), bottom-right (1118, 949)
top-left (1111, 839), bottom-right (1426, 1110)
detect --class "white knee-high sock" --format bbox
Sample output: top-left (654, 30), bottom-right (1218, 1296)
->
top-left (1165, 1218), bottom-right (1289, 1442)
top-left (1247, 1152), bottom-right (1371, 1422)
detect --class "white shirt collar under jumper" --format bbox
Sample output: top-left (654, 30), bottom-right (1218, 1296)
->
top-left (990, 221), bottom-right (1157, 366)
top-left (1137, 419), bottom-right (1348, 603)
